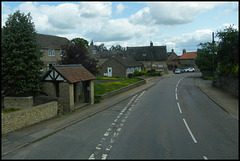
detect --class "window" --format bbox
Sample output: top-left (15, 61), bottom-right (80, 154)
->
top-left (48, 63), bottom-right (56, 69)
top-left (60, 50), bottom-right (65, 57)
top-left (48, 49), bottom-right (55, 56)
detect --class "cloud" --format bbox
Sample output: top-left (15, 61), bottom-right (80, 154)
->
top-left (163, 28), bottom-right (213, 55)
top-left (115, 3), bottom-right (126, 15)
top-left (130, 2), bottom-right (219, 26)
top-left (83, 18), bottom-right (159, 42)
top-left (78, 2), bottom-right (112, 18)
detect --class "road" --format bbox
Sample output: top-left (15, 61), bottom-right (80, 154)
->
top-left (3, 73), bottom-right (238, 159)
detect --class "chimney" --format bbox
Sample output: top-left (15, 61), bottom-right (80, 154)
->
top-left (90, 40), bottom-right (93, 46)
top-left (150, 41), bottom-right (153, 47)
top-left (183, 49), bottom-right (186, 54)
top-left (172, 48), bottom-right (174, 52)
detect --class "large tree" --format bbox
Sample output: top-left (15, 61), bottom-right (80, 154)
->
top-left (195, 42), bottom-right (218, 72)
top-left (59, 42), bottom-right (99, 75)
top-left (71, 38), bottom-right (89, 50)
top-left (216, 25), bottom-right (239, 77)
top-left (1, 10), bottom-right (44, 96)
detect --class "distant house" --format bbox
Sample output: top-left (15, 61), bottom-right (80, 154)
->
top-left (124, 42), bottom-right (168, 71)
top-left (88, 40), bottom-right (123, 66)
top-left (99, 55), bottom-right (143, 78)
top-left (167, 49), bottom-right (179, 70)
top-left (178, 49), bottom-right (197, 68)
top-left (37, 34), bottom-right (71, 72)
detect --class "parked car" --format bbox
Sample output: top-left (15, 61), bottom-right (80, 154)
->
top-left (184, 67), bottom-right (195, 72)
top-left (174, 68), bottom-right (181, 74)
top-left (181, 69), bottom-right (185, 73)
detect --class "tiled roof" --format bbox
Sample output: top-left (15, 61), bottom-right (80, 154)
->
top-left (53, 64), bottom-right (96, 83)
top-left (112, 55), bottom-right (143, 67)
top-left (125, 46), bottom-right (168, 61)
top-left (179, 52), bottom-right (197, 60)
top-left (37, 34), bottom-right (71, 49)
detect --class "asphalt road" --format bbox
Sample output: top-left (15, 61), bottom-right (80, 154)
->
top-left (3, 73), bottom-right (238, 159)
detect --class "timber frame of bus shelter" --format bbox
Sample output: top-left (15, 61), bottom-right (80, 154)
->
top-left (42, 64), bottom-right (96, 112)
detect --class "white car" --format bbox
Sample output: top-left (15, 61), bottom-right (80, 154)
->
top-left (174, 68), bottom-right (181, 74)
top-left (184, 67), bottom-right (195, 72)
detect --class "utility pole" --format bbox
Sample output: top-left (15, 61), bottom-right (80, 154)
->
top-left (212, 32), bottom-right (215, 76)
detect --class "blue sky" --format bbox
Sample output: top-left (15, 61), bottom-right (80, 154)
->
top-left (1, 1), bottom-right (239, 55)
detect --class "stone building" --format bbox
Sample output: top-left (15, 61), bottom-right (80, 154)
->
top-left (178, 49), bottom-right (198, 69)
top-left (37, 34), bottom-right (71, 72)
top-left (124, 42), bottom-right (168, 71)
top-left (42, 64), bottom-right (96, 112)
top-left (99, 55), bottom-right (143, 78)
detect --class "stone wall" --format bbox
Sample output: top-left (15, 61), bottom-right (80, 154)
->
top-left (1, 101), bottom-right (58, 135)
top-left (215, 75), bottom-right (239, 98)
top-left (4, 96), bottom-right (33, 110)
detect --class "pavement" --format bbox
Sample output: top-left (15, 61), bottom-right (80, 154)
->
top-left (1, 72), bottom-right (238, 157)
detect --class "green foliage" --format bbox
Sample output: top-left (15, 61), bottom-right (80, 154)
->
top-left (59, 42), bottom-right (99, 75)
top-left (109, 44), bottom-right (125, 51)
top-left (1, 10), bottom-right (44, 96)
top-left (195, 42), bottom-right (218, 71)
top-left (216, 25), bottom-right (239, 77)
top-left (134, 70), bottom-right (148, 76)
top-left (71, 38), bottom-right (89, 50)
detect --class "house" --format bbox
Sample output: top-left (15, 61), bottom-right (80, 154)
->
top-left (37, 34), bottom-right (71, 72)
top-left (167, 55), bottom-right (181, 70)
top-left (124, 42), bottom-right (168, 71)
top-left (88, 40), bottom-right (123, 66)
top-left (99, 55), bottom-right (143, 78)
top-left (167, 49), bottom-right (179, 70)
top-left (42, 64), bottom-right (96, 112)
top-left (178, 49), bottom-right (198, 69)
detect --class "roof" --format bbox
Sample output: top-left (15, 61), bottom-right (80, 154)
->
top-left (125, 46), bottom-right (167, 61)
top-left (179, 52), bottom-right (197, 60)
top-left (37, 33), bottom-right (71, 49)
top-left (43, 64), bottom-right (96, 83)
top-left (109, 55), bottom-right (143, 68)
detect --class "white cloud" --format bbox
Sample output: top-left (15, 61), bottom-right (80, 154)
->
top-left (83, 18), bottom-right (159, 42)
top-left (129, 7), bottom-right (155, 25)
top-left (115, 3), bottom-right (126, 15)
top-left (130, 2), bottom-right (219, 26)
top-left (163, 28), bottom-right (213, 55)
top-left (78, 2), bottom-right (112, 18)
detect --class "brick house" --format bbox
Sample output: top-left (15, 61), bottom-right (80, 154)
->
top-left (124, 42), bottom-right (168, 72)
top-left (42, 64), bottom-right (96, 112)
top-left (99, 55), bottom-right (143, 78)
top-left (37, 34), bottom-right (71, 72)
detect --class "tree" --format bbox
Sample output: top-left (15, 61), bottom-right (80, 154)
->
top-left (216, 25), bottom-right (239, 77)
top-left (71, 38), bottom-right (89, 50)
top-left (1, 10), bottom-right (44, 96)
top-left (59, 43), bottom-right (99, 75)
top-left (95, 43), bottom-right (108, 51)
top-left (109, 44), bottom-right (124, 51)
top-left (195, 42), bottom-right (218, 71)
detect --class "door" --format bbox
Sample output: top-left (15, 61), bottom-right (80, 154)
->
top-left (107, 67), bottom-right (112, 77)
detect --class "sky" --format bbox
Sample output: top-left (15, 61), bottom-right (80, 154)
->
top-left (1, 1), bottom-right (239, 55)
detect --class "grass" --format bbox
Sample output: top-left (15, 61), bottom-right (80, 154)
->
top-left (1, 108), bottom-right (20, 114)
top-left (94, 77), bottom-right (140, 95)
top-left (202, 76), bottom-right (214, 80)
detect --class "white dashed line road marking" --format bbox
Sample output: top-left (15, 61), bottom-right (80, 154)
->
top-left (183, 118), bottom-right (197, 143)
